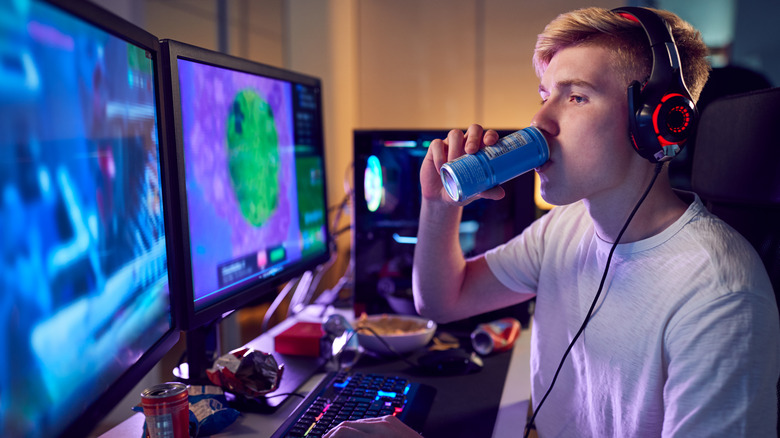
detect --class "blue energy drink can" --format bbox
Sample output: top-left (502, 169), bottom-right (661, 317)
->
top-left (440, 126), bottom-right (549, 202)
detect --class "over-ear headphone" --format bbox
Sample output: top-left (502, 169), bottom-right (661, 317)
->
top-left (612, 7), bottom-right (698, 163)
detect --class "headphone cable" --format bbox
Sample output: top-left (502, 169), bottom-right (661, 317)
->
top-left (523, 162), bottom-right (664, 437)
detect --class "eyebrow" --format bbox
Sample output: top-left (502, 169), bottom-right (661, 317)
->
top-left (538, 79), bottom-right (598, 95)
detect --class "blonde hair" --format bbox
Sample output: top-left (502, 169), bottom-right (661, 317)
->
top-left (533, 7), bottom-right (710, 101)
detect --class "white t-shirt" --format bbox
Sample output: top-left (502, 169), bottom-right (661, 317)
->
top-left (485, 193), bottom-right (780, 437)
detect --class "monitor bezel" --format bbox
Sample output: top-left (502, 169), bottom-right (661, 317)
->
top-left (160, 39), bottom-right (332, 331)
top-left (35, 0), bottom-right (181, 436)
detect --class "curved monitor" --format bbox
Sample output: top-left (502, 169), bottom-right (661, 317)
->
top-left (160, 41), bottom-right (331, 335)
top-left (0, 1), bottom-right (179, 436)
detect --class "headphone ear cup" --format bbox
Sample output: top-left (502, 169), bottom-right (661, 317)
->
top-left (626, 82), bottom-right (697, 163)
top-left (655, 94), bottom-right (698, 145)
top-left (626, 80), bottom-right (656, 161)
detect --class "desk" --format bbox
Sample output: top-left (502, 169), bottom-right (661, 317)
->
top-left (101, 307), bottom-right (531, 438)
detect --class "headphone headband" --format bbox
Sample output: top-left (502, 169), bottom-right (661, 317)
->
top-left (611, 7), bottom-right (698, 163)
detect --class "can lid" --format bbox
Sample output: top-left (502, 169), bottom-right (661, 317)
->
top-left (141, 382), bottom-right (188, 399)
top-left (440, 164), bottom-right (463, 202)
top-left (471, 330), bottom-right (494, 356)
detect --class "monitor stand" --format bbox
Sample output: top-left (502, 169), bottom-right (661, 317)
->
top-left (173, 321), bottom-right (220, 385)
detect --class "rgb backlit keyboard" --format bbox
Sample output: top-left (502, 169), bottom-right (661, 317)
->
top-left (270, 371), bottom-right (436, 438)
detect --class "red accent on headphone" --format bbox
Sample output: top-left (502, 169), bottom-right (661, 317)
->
top-left (617, 12), bottom-right (640, 23)
top-left (652, 93), bottom-right (693, 146)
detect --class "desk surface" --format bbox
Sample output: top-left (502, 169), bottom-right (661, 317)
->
top-left (101, 306), bottom-right (531, 438)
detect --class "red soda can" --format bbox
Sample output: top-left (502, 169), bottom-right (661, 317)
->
top-left (471, 317), bottom-right (521, 355)
top-left (141, 382), bottom-right (190, 438)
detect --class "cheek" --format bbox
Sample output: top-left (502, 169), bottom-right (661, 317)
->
top-left (589, 106), bottom-right (633, 160)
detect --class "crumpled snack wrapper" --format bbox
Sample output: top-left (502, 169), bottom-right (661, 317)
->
top-left (206, 347), bottom-right (284, 398)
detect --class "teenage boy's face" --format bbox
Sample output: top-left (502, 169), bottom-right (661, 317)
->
top-left (531, 44), bottom-right (639, 207)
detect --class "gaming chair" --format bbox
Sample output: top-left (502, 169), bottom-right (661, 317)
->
top-left (690, 86), bottom-right (780, 436)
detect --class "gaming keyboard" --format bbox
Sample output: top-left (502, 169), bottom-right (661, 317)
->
top-left (270, 370), bottom-right (436, 438)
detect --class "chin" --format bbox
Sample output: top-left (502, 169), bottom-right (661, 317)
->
top-left (538, 182), bottom-right (557, 204)
top-left (539, 188), bottom-right (576, 207)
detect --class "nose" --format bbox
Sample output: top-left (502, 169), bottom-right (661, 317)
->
top-left (530, 101), bottom-right (559, 138)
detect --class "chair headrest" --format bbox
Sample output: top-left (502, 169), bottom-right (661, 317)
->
top-left (691, 86), bottom-right (780, 205)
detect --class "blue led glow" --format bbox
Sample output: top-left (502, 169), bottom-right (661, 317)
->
top-left (376, 390), bottom-right (396, 399)
top-left (333, 377), bottom-right (351, 389)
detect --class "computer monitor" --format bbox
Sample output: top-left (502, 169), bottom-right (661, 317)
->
top-left (353, 129), bottom-right (537, 324)
top-left (0, 0), bottom-right (179, 436)
top-left (160, 40), bottom-right (332, 383)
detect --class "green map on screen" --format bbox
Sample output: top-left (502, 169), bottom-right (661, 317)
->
top-left (227, 89), bottom-right (280, 226)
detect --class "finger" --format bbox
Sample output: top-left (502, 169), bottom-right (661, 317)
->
top-left (323, 417), bottom-right (391, 438)
top-left (446, 128), bottom-right (467, 161)
top-left (376, 415), bottom-right (411, 429)
top-left (463, 124), bottom-right (485, 154)
top-left (483, 128), bottom-right (500, 146)
top-left (323, 423), bottom-right (360, 437)
top-left (427, 138), bottom-right (448, 173)
top-left (478, 185), bottom-right (506, 201)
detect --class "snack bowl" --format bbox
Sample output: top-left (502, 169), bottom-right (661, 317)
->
top-left (355, 314), bottom-right (437, 355)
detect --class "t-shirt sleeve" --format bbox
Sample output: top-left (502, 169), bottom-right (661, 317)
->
top-left (484, 205), bottom-right (562, 294)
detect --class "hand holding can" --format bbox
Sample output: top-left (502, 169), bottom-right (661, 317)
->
top-left (440, 126), bottom-right (548, 202)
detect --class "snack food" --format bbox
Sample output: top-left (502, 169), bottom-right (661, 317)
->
top-left (355, 314), bottom-right (437, 355)
top-left (206, 348), bottom-right (283, 398)
top-left (355, 313), bottom-right (428, 336)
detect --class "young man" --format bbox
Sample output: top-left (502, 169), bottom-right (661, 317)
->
top-left (325, 7), bottom-right (780, 437)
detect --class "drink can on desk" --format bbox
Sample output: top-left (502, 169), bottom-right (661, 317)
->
top-left (471, 317), bottom-right (521, 356)
top-left (141, 382), bottom-right (189, 438)
top-left (440, 126), bottom-right (549, 202)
